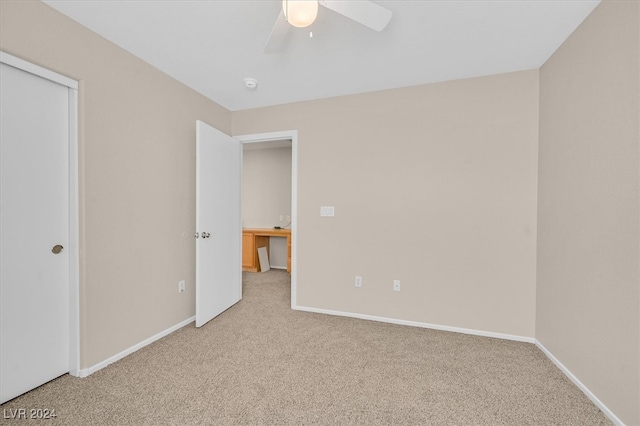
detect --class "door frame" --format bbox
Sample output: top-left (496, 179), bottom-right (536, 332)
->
top-left (0, 52), bottom-right (80, 377)
top-left (235, 130), bottom-right (298, 309)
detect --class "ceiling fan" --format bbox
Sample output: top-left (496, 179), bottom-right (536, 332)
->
top-left (264, 0), bottom-right (393, 54)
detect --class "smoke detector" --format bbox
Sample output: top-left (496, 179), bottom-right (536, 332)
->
top-left (244, 78), bottom-right (258, 90)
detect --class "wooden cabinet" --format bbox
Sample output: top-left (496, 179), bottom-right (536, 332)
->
top-left (287, 237), bottom-right (291, 273)
top-left (242, 232), bottom-right (255, 270)
top-left (242, 228), bottom-right (291, 273)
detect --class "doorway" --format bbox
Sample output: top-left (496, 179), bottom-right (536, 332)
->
top-left (236, 131), bottom-right (298, 308)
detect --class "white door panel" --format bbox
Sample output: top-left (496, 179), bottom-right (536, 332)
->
top-left (1, 63), bottom-right (70, 403)
top-left (195, 121), bottom-right (242, 327)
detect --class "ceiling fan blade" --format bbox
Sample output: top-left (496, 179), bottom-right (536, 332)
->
top-left (320, 0), bottom-right (392, 32)
top-left (263, 10), bottom-right (291, 54)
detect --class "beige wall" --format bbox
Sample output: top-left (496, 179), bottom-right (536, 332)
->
top-left (0, 1), bottom-right (231, 368)
top-left (242, 146), bottom-right (292, 229)
top-left (537, 1), bottom-right (640, 424)
top-left (233, 70), bottom-right (540, 338)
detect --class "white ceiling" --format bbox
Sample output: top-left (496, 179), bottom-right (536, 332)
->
top-left (43, 0), bottom-right (600, 111)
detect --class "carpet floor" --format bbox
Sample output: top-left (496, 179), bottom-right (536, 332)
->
top-left (1, 270), bottom-right (611, 425)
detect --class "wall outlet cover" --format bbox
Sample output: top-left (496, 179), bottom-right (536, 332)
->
top-left (355, 276), bottom-right (362, 287)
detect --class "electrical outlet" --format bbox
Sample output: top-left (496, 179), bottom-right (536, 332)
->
top-left (393, 280), bottom-right (401, 292)
top-left (178, 280), bottom-right (185, 293)
top-left (355, 276), bottom-right (362, 288)
top-left (286, 215), bottom-right (291, 222)
top-left (279, 215), bottom-right (284, 221)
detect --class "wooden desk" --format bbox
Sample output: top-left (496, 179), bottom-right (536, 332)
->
top-left (242, 228), bottom-right (291, 273)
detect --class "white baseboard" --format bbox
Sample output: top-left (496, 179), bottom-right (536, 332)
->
top-left (76, 316), bottom-right (195, 378)
top-left (293, 305), bottom-right (535, 343)
top-left (534, 340), bottom-right (623, 426)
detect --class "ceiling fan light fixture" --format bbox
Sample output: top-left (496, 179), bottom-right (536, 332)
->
top-left (282, 0), bottom-right (318, 28)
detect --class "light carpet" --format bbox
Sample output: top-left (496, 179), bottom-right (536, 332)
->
top-left (0, 270), bottom-right (611, 425)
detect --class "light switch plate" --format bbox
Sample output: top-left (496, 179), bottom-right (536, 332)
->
top-left (320, 206), bottom-right (335, 217)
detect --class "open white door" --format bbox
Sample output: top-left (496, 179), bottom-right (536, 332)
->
top-left (195, 120), bottom-right (242, 327)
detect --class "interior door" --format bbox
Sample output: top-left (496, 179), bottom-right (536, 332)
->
top-left (195, 120), bottom-right (242, 327)
top-left (0, 62), bottom-right (70, 403)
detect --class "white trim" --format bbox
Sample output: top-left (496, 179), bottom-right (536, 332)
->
top-left (294, 305), bottom-right (535, 343)
top-left (0, 52), bottom-right (78, 89)
top-left (77, 316), bottom-right (196, 378)
top-left (67, 86), bottom-right (80, 377)
top-left (1, 51), bottom-right (81, 377)
top-left (534, 340), bottom-right (623, 426)
top-left (235, 130), bottom-right (299, 309)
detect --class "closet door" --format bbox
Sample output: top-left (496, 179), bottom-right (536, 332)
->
top-left (0, 61), bottom-right (70, 403)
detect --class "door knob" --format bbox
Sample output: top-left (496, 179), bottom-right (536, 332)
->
top-left (202, 232), bottom-right (211, 239)
top-left (194, 232), bottom-right (200, 239)
top-left (51, 245), bottom-right (64, 254)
